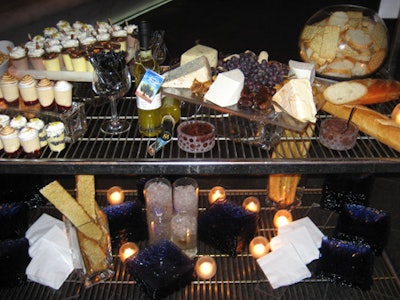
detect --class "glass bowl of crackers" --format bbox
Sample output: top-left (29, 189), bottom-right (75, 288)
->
top-left (299, 5), bottom-right (388, 80)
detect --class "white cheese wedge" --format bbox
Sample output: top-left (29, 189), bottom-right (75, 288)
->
top-left (272, 78), bottom-right (317, 123)
top-left (180, 44), bottom-right (218, 68)
top-left (289, 60), bottom-right (316, 83)
top-left (162, 56), bottom-right (211, 88)
top-left (258, 51), bottom-right (269, 63)
top-left (204, 69), bottom-right (244, 107)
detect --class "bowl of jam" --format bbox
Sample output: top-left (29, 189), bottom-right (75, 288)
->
top-left (177, 120), bottom-right (215, 153)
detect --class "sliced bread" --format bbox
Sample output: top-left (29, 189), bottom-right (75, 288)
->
top-left (323, 81), bottom-right (367, 104)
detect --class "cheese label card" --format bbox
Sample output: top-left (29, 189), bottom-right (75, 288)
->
top-left (135, 69), bottom-right (164, 103)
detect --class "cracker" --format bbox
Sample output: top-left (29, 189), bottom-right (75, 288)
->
top-left (320, 26), bottom-right (340, 62)
top-left (40, 180), bottom-right (103, 241)
top-left (76, 175), bottom-right (97, 220)
top-left (368, 49), bottom-right (386, 72)
top-left (347, 11), bottom-right (363, 29)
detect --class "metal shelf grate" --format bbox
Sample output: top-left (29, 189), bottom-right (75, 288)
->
top-left (0, 83), bottom-right (399, 175)
top-left (1, 189), bottom-right (398, 300)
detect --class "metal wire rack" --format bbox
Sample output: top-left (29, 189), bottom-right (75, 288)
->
top-left (0, 188), bottom-right (398, 300)
top-left (0, 82), bottom-right (399, 175)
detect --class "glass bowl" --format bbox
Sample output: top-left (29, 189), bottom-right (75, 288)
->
top-left (177, 120), bottom-right (215, 153)
top-left (299, 5), bottom-right (389, 80)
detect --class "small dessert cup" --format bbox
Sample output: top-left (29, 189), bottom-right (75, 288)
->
top-left (18, 75), bottom-right (38, 106)
top-left (18, 127), bottom-right (41, 158)
top-left (36, 78), bottom-right (55, 110)
top-left (54, 80), bottom-right (73, 112)
top-left (0, 73), bottom-right (20, 106)
top-left (45, 121), bottom-right (66, 152)
top-left (0, 125), bottom-right (21, 157)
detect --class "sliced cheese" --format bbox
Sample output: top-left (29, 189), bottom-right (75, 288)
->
top-left (288, 60), bottom-right (315, 83)
top-left (272, 78), bottom-right (317, 123)
top-left (204, 69), bottom-right (244, 107)
top-left (162, 56), bottom-right (211, 88)
top-left (180, 44), bottom-right (218, 68)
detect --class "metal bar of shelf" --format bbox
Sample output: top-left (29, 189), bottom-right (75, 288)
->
top-left (0, 82), bottom-right (399, 175)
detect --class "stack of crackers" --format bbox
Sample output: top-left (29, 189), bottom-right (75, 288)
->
top-left (300, 9), bottom-right (387, 78)
top-left (40, 175), bottom-right (113, 277)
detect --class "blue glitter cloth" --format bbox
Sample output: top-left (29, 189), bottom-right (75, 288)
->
top-left (334, 203), bottom-right (390, 255)
top-left (316, 236), bottom-right (374, 290)
top-left (103, 200), bottom-right (148, 248)
top-left (0, 202), bottom-right (28, 239)
top-left (126, 239), bottom-right (195, 299)
top-left (198, 200), bottom-right (258, 257)
top-left (0, 237), bottom-right (30, 287)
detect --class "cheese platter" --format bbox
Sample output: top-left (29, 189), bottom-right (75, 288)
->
top-left (163, 87), bottom-right (309, 132)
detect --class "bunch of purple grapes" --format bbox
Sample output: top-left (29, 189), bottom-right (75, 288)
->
top-left (217, 51), bottom-right (289, 110)
top-left (218, 50), bottom-right (289, 94)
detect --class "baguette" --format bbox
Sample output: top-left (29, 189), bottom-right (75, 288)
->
top-left (323, 79), bottom-right (400, 105)
top-left (322, 101), bottom-right (400, 152)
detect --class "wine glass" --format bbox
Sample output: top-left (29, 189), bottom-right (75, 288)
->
top-left (91, 52), bottom-right (131, 135)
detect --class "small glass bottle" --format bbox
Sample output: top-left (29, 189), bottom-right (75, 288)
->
top-left (147, 96), bottom-right (181, 155)
top-left (134, 20), bottom-right (162, 137)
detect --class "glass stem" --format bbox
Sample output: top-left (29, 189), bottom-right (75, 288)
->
top-left (109, 96), bottom-right (120, 128)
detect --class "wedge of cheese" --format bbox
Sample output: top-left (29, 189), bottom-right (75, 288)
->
top-left (289, 60), bottom-right (315, 83)
top-left (272, 78), bottom-right (317, 123)
top-left (180, 44), bottom-right (218, 68)
top-left (162, 56), bottom-right (211, 88)
top-left (204, 69), bottom-right (244, 107)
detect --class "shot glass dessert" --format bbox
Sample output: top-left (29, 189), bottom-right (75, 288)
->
top-left (27, 118), bottom-right (47, 147)
top-left (111, 29), bottom-right (128, 52)
top-left (69, 49), bottom-right (87, 72)
top-left (0, 125), bottom-right (21, 157)
top-left (18, 126), bottom-right (41, 158)
top-left (36, 78), bottom-right (55, 110)
top-left (45, 121), bottom-right (66, 152)
top-left (18, 75), bottom-right (38, 106)
top-left (9, 46), bottom-right (29, 70)
top-left (10, 115), bottom-right (27, 131)
top-left (0, 73), bottom-right (20, 106)
top-left (54, 80), bottom-right (73, 112)
top-left (61, 39), bottom-right (79, 71)
top-left (27, 47), bottom-right (45, 71)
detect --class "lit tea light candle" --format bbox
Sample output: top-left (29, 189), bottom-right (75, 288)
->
top-left (273, 209), bottom-right (293, 228)
top-left (249, 236), bottom-right (270, 259)
top-left (107, 186), bottom-right (125, 205)
top-left (119, 242), bottom-right (139, 263)
top-left (242, 196), bottom-right (261, 213)
top-left (195, 256), bottom-right (217, 280)
top-left (391, 103), bottom-right (400, 124)
top-left (208, 186), bottom-right (226, 204)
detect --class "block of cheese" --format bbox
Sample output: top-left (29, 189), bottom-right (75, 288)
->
top-left (289, 60), bottom-right (316, 83)
top-left (272, 78), bottom-right (317, 123)
top-left (180, 44), bottom-right (218, 68)
top-left (204, 69), bottom-right (244, 107)
top-left (162, 56), bottom-right (211, 88)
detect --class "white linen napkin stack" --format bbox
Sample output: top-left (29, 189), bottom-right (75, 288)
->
top-left (256, 216), bottom-right (324, 289)
top-left (25, 213), bottom-right (74, 290)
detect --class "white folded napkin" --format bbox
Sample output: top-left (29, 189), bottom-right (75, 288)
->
top-left (278, 216), bottom-right (324, 248)
top-left (25, 213), bottom-right (74, 290)
top-left (257, 243), bottom-right (311, 289)
top-left (28, 225), bottom-right (70, 259)
top-left (270, 226), bottom-right (320, 264)
top-left (26, 238), bottom-right (74, 290)
top-left (25, 213), bottom-right (64, 245)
